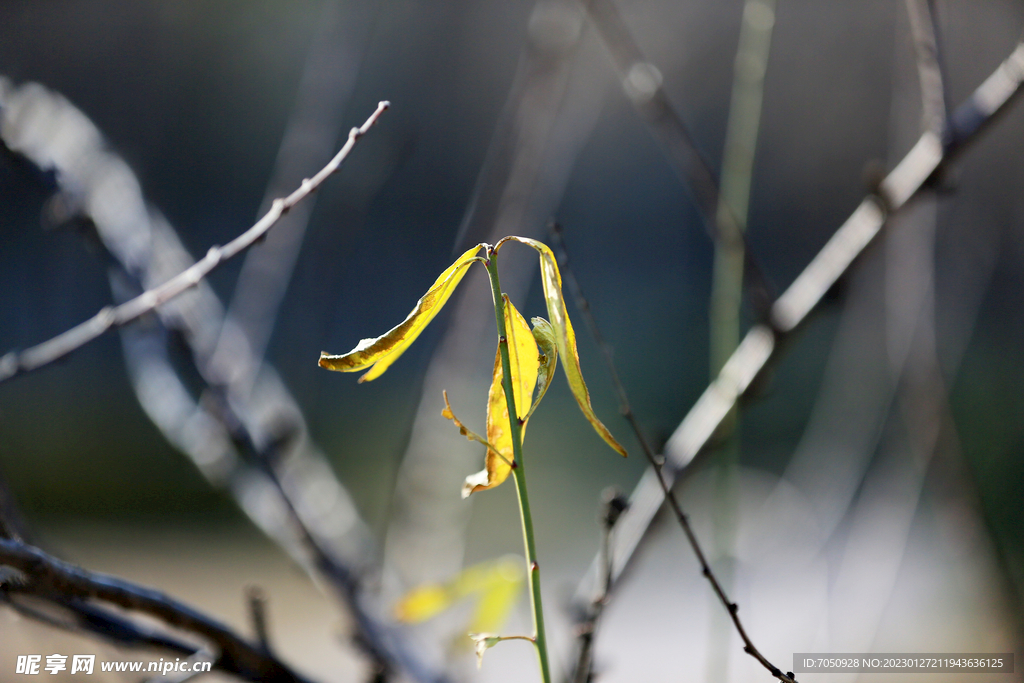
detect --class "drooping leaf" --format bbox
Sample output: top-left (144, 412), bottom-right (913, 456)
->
top-left (496, 237), bottom-right (627, 457)
top-left (462, 296), bottom-right (540, 497)
top-left (524, 316), bottom-right (558, 421)
top-left (319, 244), bottom-right (485, 382)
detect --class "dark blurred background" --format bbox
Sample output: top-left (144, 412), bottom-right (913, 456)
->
top-left (1, 1), bottom-right (1023, 681)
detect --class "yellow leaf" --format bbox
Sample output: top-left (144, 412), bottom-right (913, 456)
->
top-left (393, 584), bottom-right (450, 623)
top-left (467, 556), bottom-right (525, 634)
top-left (496, 237), bottom-right (627, 457)
top-left (319, 244), bottom-right (485, 382)
top-left (393, 556), bottom-right (524, 634)
top-left (462, 296), bottom-right (540, 497)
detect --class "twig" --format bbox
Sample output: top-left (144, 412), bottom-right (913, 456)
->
top-left (905, 0), bottom-right (950, 134)
top-left (570, 488), bottom-right (627, 683)
top-left (0, 100), bottom-right (389, 385)
top-left (246, 586), bottom-right (271, 653)
top-left (575, 34), bottom-right (1024, 679)
top-left (206, 0), bottom-right (376, 395)
top-left (552, 227), bottom-right (795, 683)
top-left (0, 538), bottom-right (313, 683)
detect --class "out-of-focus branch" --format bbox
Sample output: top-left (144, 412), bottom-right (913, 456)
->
top-left (576, 33), bottom-right (1024, 648)
top-left (553, 226), bottom-right (795, 683)
top-left (2, 594), bottom-right (200, 657)
top-left (0, 100), bottom-right (389, 385)
top-left (905, 0), bottom-right (950, 134)
top-left (581, 0), bottom-right (774, 318)
top-left (0, 538), bottom-right (313, 683)
top-left (206, 0), bottom-right (376, 396)
top-left (0, 78), bottom-right (446, 682)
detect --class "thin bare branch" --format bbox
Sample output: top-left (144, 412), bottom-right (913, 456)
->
top-left (0, 538), bottom-right (313, 683)
top-left (0, 100), bottom-right (389, 385)
top-left (207, 0), bottom-right (376, 395)
top-left (553, 226), bottom-right (795, 683)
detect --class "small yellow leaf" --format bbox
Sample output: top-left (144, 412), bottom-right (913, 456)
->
top-left (463, 297), bottom-right (540, 497)
top-left (394, 556), bottom-right (524, 637)
top-left (467, 557), bottom-right (525, 634)
top-left (393, 584), bottom-right (450, 623)
top-left (319, 244), bottom-right (485, 382)
top-left (496, 237), bottom-right (627, 457)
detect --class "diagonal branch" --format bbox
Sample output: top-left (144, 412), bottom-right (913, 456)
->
top-left (0, 538), bottom-right (313, 683)
top-left (0, 100), bottom-right (389, 385)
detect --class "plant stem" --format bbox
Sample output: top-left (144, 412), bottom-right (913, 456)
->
top-left (483, 247), bottom-right (551, 683)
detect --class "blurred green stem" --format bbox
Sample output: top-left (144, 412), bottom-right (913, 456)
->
top-left (483, 248), bottom-right (551, 683)
top-left (708, 1), bottom-right (776, 680)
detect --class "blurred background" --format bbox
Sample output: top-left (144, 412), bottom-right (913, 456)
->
top-left (0, 1), bottom-right (1023, 681)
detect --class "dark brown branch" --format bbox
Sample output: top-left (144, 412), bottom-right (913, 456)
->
top-left (0, 538), bottom-right (313, 683)
top-left (0, 100), bottom-right (390, 385)
top-left (1, 593), bottom-right (200, 656)
top-left (553, 226), bottom-right (795, 683)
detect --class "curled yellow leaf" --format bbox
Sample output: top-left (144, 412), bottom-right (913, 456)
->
top-left (462, 296), bottom-right (540, 497)
top-left (524, 317), bottom-right (558, 422)
top-left (319, 244), bottom-right (485, 382)
top-left (496, 237), bottom-right (627, 457)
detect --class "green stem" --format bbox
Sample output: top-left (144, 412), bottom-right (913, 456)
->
top-left (483, 247), bottom-right (551, 683)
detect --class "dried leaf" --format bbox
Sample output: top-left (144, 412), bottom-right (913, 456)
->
top-left (469, 633), bottom-right (502, 669)
top-left (319, 244), bottom-right (485, 382)
top-left (463, 297), bottom-right (540, 497)
top-left (496, 237), bottom-right (627, 456)
top-left (441, 390), bottom-right (499, 454)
